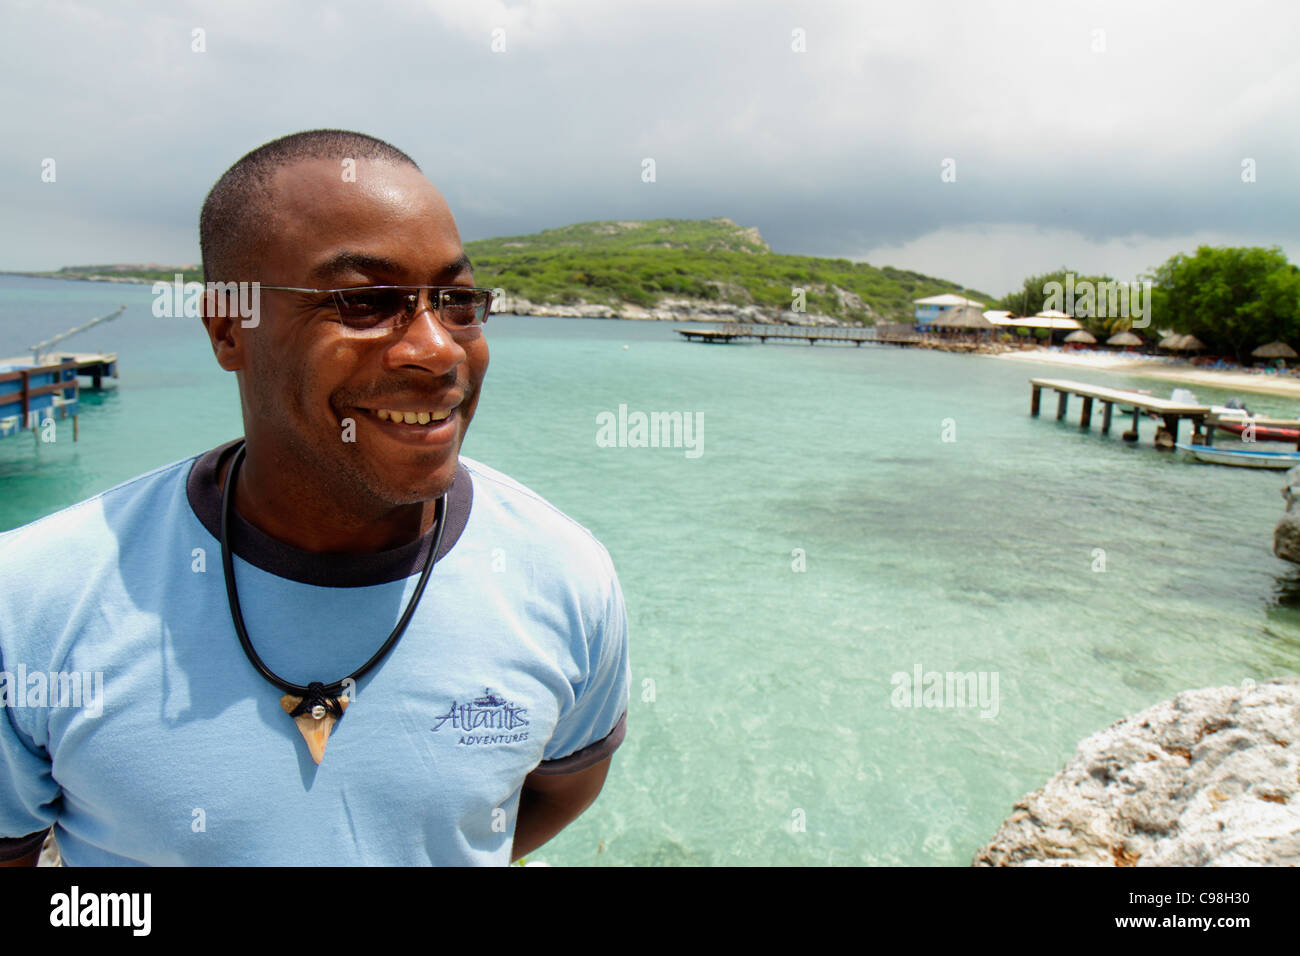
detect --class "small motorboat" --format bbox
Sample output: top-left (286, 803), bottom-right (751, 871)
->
top-left (1211, 418), bottom-right (1300, 442)
top-left (1175, 443), bottom-right (1300, 469)
top-left (1168, 389), bottom-right (1300, 441)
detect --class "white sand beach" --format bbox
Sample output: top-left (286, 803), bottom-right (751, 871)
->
top-left (989, 348), bottom-right (1300, 400)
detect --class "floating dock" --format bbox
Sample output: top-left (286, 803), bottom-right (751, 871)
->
top-left (677, 323), bottom-right (876, 345)
top-left (0, 352), bottom-right (117, 441)
top-left (1029, 377), bottom-right (1300, 450)
top-left (0, 305), bottom-right (126, 442)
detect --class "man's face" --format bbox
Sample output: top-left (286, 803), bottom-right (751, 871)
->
top-left (238, 157), bottom-right (488, 509)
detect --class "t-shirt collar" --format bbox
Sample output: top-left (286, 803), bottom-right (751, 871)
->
top-left (186, 438), bottom-right (472, 587)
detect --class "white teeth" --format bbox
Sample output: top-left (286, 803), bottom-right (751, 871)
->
top-left (371, 408), bottom-right (453, 424)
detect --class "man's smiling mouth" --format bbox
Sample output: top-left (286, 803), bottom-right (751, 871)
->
top-left (370, 408), bottom-right (453, 425)
top-left (350, 404), bottom-right (462, 442)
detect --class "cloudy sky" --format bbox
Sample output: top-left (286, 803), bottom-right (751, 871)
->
top-left (3, 0), bottom-right (1297, 297)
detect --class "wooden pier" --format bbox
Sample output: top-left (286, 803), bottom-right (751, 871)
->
top-left (1029, 377), bottom-right (1300, 450)
top-left (677, 323), bottom-right (876, 345)
top-left (0, 351), bottom-right (118, 387)
top-left (0, 358), bottom-right (81, 441)
top-left (0, 352), bottom-right (118, 442)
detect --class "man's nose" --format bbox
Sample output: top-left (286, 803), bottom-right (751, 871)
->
top-left (386, 297), bottom-right (465, 370)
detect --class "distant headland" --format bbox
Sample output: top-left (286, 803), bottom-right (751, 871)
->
top-left (1, 218), bottom-right (990, 325)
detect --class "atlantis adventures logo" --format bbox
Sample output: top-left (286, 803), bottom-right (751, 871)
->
top-left (432, 688), bottom-right (530, 745)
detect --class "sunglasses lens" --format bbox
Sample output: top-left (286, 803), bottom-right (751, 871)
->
top-left (440, 289), bottom-right (489, 328)
top-left (328, 288), bottom-right (489, 332)
top-left (332, 288), bottom-right (411, 327)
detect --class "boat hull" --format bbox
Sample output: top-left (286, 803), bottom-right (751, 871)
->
top-left (1175, 443), bottom-right (1300, 469)
top-left (1213, 419), bottom-right (1300, 442)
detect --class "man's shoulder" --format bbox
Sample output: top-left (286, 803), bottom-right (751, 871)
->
top-left (459, 456), bottom-right (616, 570)
top-left (0, 452), bottom-right (199, 566)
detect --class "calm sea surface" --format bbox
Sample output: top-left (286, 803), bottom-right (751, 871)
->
top-left (3, 274), bottom-right (1299, 865)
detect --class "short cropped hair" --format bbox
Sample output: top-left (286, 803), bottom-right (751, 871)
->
top-left (199, 129), bottom-right (420, 284)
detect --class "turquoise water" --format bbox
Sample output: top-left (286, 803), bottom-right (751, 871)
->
top-left (3, 275), bottom-right (1299, 865)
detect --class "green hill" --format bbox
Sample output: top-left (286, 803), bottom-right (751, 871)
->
top-left (466, 218), bottom-right (990, 324)
top-left (14, 218), bottom-right (990, 324)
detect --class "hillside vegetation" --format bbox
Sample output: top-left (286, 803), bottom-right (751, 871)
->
top-left (464, 218), bottom-right (989, 323)
top-left (17, 218), bottom-right (992, 325)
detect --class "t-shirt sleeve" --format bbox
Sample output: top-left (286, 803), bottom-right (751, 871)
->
top-left (533, 545), bottom-right (630, 775)
top-left (0, 676), bottom-right (60, 857)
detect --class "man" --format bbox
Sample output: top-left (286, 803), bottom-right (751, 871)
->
top-left (0, 130), bottom-right (630, 866)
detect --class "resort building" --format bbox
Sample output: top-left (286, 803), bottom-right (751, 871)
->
top-left (913, 293), bottom-right (984, 330)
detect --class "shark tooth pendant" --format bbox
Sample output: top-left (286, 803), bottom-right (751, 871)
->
top-left (281, 691), bottom-right (348, 764)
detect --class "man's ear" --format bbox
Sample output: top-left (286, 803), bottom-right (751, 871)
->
top-left (202, 286), bottom-right (246, 372)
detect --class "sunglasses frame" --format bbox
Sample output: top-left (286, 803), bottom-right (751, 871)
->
top-left (258, 285), bottom-right (494, 333)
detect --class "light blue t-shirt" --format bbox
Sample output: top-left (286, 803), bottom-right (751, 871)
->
top-left (0, 439), bottom-right (629, 865)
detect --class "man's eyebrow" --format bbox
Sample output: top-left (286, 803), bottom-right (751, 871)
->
top-left (441, 253), bottom-right (473, 278)
top-left (308, 252), bottom-right (404, 282)
top-left (306, 251), bottom-right (474, 283)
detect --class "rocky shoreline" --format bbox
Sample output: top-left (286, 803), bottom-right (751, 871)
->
top-left (1, 270), bottom-right (156, 284)
top-left (1274, 467), bottom-right (1300, 564)
top-left (0, 276), bottom-right (866, 325)
top-left (973, 678), bottom-right (1299, 866)
top-left (489, 294), bottom-right (850, 325)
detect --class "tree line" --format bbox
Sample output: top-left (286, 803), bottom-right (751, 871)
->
top-left (994, 246), bottom-right (1300, 362)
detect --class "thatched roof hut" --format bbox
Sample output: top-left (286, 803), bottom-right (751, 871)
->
top-left (875, 323), bottom-right (920, 343)
top-left (1252, 341), bottom-right (1298, 359)
top-left (930, 305), bottom-right (994, 329)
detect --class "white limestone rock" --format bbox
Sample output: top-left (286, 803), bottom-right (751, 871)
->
top-left (973, 678), bottom-right (1300, 867)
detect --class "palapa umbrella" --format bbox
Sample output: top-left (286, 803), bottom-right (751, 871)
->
top-left (1179, 334), bottom-right (1205, 351)
top-left (1158, 333), bottom-right (1184, 350)
top-left (1251, 341), bottom-right (1298, 359)
top-left (1064, 329), bottom-right (1096, 344)
top-left (1106, 330), bottom-right (1143, 347)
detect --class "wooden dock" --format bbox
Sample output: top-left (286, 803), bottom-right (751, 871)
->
top-left (0, 352), bottom-right (118, 442)
top-left (2, 351), bottom-right (119, 387)
top-left (1029, 377), bottom-right (1300, 450)
top-left (0, 358), bottom-right (81, 441)
top-left (677, 323), bottom-right (876, 345)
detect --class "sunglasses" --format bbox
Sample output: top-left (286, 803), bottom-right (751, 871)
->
top-left (259, 285), bottom-right (493, 333)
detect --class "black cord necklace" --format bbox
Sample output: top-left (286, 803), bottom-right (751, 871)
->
top-left (219, 440), bottom-right (447, 764)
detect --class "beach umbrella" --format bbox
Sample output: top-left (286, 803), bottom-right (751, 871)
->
top-left (1158, 333), bottom-right (1184, 350)
top-left (1106, 331), bottom-right (1143, 347)
top-left (1180, 334), bottom-right (1205, 352)
top-left (1251, 341), bottom-right (1298, 359)
top-left (1064, 330), bottom-right (1096, 344)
